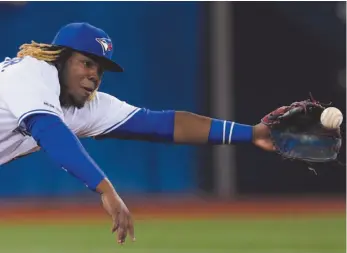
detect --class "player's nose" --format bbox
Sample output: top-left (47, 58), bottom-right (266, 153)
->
top-left (87, 71), bottom-right (100, 88)
top-left (87, 76), bottom-right (98, 90)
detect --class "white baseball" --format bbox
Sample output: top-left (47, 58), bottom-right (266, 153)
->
top-left (320, 107), bottom-right (343, 129)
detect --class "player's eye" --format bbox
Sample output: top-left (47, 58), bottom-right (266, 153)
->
top-left (83, 60), bottom-right (93, 68)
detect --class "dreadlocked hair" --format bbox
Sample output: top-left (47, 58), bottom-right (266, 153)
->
top-left (17, 41), bottom-right (98, 101)
top-left (17, 41), bottom-right (64, 62)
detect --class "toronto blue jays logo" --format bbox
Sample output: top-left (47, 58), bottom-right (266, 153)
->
top-left (95, 38), bottom-right (113, 55)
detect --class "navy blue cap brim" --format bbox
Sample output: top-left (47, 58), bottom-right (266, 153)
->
top-left (93, 55), bottom-right (124, 72)
top-left (79, 50), bottom-right (124, 72)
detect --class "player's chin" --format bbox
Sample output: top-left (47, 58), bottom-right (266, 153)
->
top-left (71, 95), bottom-right (88, 109)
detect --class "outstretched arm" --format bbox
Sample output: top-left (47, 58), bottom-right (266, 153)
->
top-left (95, 109), bottom-right (274, 151)
top-left (174, 111), bottom-right (274, 151)
top-left (23, 113), bottom-right (135, 244)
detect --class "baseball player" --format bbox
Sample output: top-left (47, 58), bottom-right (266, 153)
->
top-left (0, 22), bottom-right (276, 244)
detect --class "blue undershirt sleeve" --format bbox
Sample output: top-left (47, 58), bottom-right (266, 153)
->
top-left (22, 113), bottom-right (106, 191)
top-left (97, 109), bottom-right (176, 142)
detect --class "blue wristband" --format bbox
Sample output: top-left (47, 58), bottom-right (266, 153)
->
top-left (208, 119), bottom-right (253, 144)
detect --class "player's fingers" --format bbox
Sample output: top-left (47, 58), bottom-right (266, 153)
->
top-left (117, 227), bottom-right (127, 244)
top-left (111, 212), bottom-right (120, 233)
top-left (111, 220), bottom-right (119, 233)
top-left (117, 218), bottom-right (128, 244)
top-left (128, 216), bottom-right (135, 242)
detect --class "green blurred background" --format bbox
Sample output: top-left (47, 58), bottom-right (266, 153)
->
top-left (0, 197), bottom-right (345, 253)
top-left (0, 215), bottom-right (345, 253)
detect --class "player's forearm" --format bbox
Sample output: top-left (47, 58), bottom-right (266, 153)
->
top-left (173, 111), bottom-right (253, 144)
top-left (173, 111), bottom-right (211, 143)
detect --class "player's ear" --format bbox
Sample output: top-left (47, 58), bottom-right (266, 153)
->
top-left (54, 48), bottom-right (73, 71)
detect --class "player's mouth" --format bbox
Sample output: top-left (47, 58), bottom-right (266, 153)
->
top-left (82, 86), bottom-right (94, 93)
top-left (80, 87), bottom-right (93, 98)
top-left (80, 79), bottom-right (97, 97)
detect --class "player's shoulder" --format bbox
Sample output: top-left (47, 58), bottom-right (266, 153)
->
top-left (0, 56), bottom-right (60, 94)
top-left (63, 92), bottom-right (125, 117)
top-left (92, 91), bottom-right (121, 102)
top-left (63, 91), bottom-right (139, 137)
top-left (0, 55), bottom-right (56, 74)
top-left (84, 91), bottom-right (124, 111)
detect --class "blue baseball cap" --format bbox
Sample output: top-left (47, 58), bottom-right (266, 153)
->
top-left (51, 22), bottom-right (123, 72)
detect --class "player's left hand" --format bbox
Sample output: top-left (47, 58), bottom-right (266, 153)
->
top-left (252, 123), bottom-right (276, 151)
top-left (101, 191), bottom-right (135, 245)
top-left (97, 179), bottom-right (135, 245)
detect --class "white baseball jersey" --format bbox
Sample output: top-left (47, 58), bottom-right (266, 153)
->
top-left (0, 56), bottom-right (139, 165)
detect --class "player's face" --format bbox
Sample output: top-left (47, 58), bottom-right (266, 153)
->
top-left (60, 52), bottom-right (104, 108)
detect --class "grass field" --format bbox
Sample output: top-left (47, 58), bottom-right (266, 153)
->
top-left (0, 215), bottom-right (345, 253)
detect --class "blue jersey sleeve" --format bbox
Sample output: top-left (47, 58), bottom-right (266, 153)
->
top-left (23, 113), bottom-right (106, 191)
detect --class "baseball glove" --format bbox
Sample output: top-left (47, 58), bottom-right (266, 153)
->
top-left (261, 94), bottom-right (342, 165)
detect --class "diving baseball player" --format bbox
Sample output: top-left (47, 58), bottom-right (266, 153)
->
top-left (0, 22), bottom-right (277, 244)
